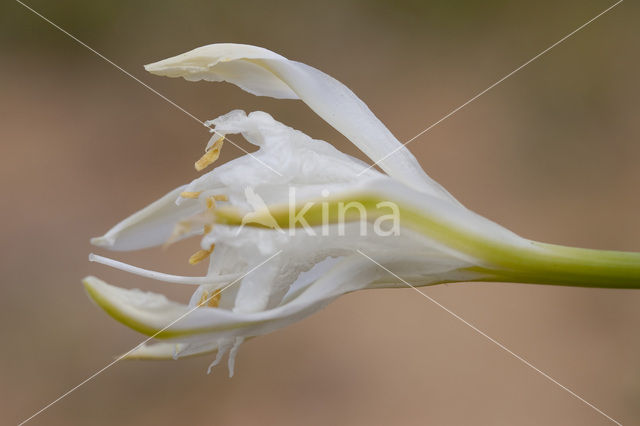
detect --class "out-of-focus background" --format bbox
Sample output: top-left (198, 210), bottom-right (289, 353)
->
top-left (1, 0), bottom-right (639, 424)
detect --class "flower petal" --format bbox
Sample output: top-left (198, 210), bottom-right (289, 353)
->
top-left (83, 257), bottom-right (380, 342)
top-left (91, 186), bottom-right (203, 251)
top-left (181, 110), bottom-right (382, 199)
top-left (214, 176), bottom-right (527, 269)
top-left (146, 44), bottom-right (297, 99)
top-left (123, 341), bottom-right (219, 360)
top-left (145, 44), bottom-right (459, 202)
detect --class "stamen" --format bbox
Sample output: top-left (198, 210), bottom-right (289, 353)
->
top-left (180, 191), bottom-right (201, 199)
top-left (195, 136), bottom-right (224, 171)
top-left (206, 194), bottom-right (228, 209)
top-left (204, 224), bottom-right (213, 234)
top-left (198, 289), bottom-right (222, 308)
top-left (189, 245), bottom-right (215, 265)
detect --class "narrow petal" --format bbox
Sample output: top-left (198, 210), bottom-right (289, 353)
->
top-left (91, 186), bottom-right (203, 251)
top-left (145, 44), bottom-right (459, 202)
top-left (83, 257), bottom-right (379, 342)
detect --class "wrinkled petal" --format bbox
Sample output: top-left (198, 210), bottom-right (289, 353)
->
top-left (181, 110), bottom-right (381, 200)
top-left (145, 44), bottom-right (459, 202)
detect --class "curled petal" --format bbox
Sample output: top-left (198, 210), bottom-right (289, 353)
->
top-left (145, 44), bottom-right (459, 202)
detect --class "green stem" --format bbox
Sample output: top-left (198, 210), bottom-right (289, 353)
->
top-left (470, 241), bottom-right (640, 289)
top-left (382, 196), bottom-right (640, 289)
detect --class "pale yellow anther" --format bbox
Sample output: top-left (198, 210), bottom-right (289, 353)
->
top-left (206, 194), bottom-right (227, 209)
top-left (198, 289), bottom-right (221, 308)
top-left (195, 136), bottom-right (224, 171)
top-left (203, 224), bottom-right (213, 234)
top-left (180, 191), bottom-right (202, 199)
top-left (188, 245), bottom-right (214, 265)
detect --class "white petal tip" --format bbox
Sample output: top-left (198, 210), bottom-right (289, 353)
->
top-left (144, 57), bottom-right (194, 78)
top-left (82, 276), bottom-right (106, 309)
top-left (90, 236), bottom-right (112, 248)
top-left (82, 276), bottom-right (113, 306)
top-left (121, 343), bottom-right (178, 361)
top-left (82, 275), bottom-right (101, 291)
top-left (144, 61), bottom-right (164, 75)
top-left (81, 276), bottom-right (164, 337)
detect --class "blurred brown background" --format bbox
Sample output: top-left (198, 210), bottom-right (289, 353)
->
top-left (2, 0), bottom-right (639, 425)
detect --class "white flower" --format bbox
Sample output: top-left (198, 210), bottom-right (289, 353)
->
top-left (84, 44), bottom-right (640, 376)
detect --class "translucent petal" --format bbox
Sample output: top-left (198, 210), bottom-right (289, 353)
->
top-left (91, 186), bottom-right (203, 251)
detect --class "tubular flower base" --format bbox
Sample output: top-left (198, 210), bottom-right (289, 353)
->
top-left (84, 44), bottom-right (640, 375)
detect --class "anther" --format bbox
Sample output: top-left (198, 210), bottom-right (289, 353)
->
top-left (188, 245), bottom-right (214, 265)
top-left (198, 289), bottom-right (222, 308)
top-left (206, 194), bottom-right (228, 209)
top-left (180, 191), bottom-right (201, 199)
top-left (195, 136), bottom-right (224, 171)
